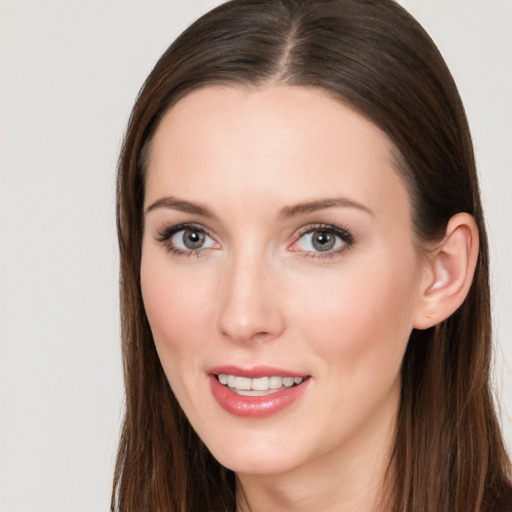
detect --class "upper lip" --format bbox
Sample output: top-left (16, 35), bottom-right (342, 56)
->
top-left (208, 365), bottom-right (308, 379)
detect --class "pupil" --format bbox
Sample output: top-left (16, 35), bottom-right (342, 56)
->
top-left (312, 231), bottom-right (334, 251)
top-left (183, 230), bottom-right (205, 249)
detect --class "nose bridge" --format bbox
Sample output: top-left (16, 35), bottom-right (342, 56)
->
top-left (217, 243), bottom-right (284, 343)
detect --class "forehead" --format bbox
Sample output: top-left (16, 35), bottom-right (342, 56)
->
top-left (145, 85), bottom-right (410, 221)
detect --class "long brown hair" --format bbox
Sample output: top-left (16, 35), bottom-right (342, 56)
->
top-left (112, 1), bottom-right (512, 510)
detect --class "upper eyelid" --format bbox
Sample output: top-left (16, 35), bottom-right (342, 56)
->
top-left (155, 222), bottom-right (214, 241)
top-left (294, 223), bottom-right (354, 241)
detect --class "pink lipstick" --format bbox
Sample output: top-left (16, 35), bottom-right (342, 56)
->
top-left (208, 366), bottom-right (310, 418)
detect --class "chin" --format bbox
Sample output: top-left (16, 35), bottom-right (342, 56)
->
top-left (215, 450), bottom-right (300, 476)
top-left (202, 429), bottom-right (307, 476)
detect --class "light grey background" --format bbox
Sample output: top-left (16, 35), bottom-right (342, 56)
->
top-left (0, 1), bottom-right (510, 511)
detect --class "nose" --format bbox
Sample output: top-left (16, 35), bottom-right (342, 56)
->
top-left (216, 251), bottom-right (286, 344)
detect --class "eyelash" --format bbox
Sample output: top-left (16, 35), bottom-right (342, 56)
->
top-left (292, 223), bottom-right (355, 259)
top-left (156, 223), bottom-right (215, 258)
top-left (155, 222), bottom-right (356, 259)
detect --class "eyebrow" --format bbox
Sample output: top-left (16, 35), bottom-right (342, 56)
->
top-left (145, 195), bottom-right (373, 219)
top-left (279, 197), bottom-right (374, 218)
top-left (145, 196), bottom-right (215, 218)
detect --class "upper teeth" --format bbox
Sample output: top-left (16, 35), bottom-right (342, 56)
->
top-left (218, 374), bottom-right (303, 391)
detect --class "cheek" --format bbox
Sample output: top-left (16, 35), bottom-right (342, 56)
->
top-left (290, 253), bottom-right (419, 371)
top-left (140, 254), bottom-right (216, 361)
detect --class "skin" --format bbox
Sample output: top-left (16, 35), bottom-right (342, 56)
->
top-left (140, 85), bottom-right (434, 512)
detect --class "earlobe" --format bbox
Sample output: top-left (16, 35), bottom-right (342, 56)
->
top-left (413, 213), bottom-right (479, 330)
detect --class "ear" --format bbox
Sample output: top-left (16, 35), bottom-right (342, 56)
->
top-left (413, 212), bottom-right (479, 330)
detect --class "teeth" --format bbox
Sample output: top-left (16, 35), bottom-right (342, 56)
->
top-left (282, 377), bottom-right (294, 387)
top-left (235, 376), bottom-right (251, 390)
top-left (269, 376), bottom-right (283, 389)
top-left (252, 377), bottom-right (269, 390)
top-left (217, 374), bottom-right (304, 392)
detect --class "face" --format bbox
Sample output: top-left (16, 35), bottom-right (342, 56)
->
top-left (141, 85), bottom-right (427, 477)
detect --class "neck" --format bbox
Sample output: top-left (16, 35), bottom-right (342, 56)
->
top-left (235, 400), bottom-right (397, 512)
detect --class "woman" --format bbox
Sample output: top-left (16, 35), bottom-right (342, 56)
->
top-left (111, 0), bottom-right (512, 510)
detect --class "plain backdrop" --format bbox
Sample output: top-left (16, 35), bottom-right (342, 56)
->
top-left (0, 1), bottom-right (510, 511)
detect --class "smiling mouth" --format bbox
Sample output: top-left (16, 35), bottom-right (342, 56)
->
top-left (215, 374), bottom-right (307, 396)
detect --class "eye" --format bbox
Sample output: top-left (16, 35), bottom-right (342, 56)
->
top-left (173, 228), bottom-right (212, 250)
top-left (292, 224), bottom-right (354, 256)
top-left (156, 224), bottom-right (218, 255)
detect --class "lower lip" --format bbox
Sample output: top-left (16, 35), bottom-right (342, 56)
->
top-left (209, 375), bottom-right (309, 418)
